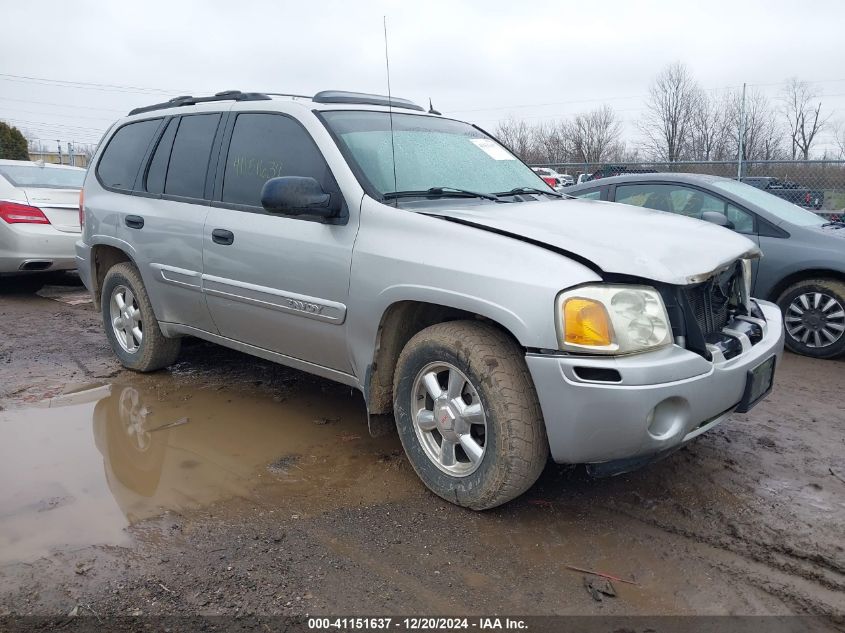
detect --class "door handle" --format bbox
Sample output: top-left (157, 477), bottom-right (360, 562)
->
top-left (212, 228), bottom-right (234, 245)
top-left (125, 215), bottom-right (144, 229)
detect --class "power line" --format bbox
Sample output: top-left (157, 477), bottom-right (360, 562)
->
top-left (447, 93), bottom-right (647, 114)
top-left (0, 117), bottom-right (107, 133)
top-left (0, 106), bottom-right (117, 122)
top-left (445, 78), bottom-right (845, 116)
top-left (0, 73), bottom-right (194, 95)
top-left (0, 96), bottom-right (126, 113)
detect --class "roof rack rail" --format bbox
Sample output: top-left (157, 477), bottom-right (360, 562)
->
top-left (312, 90), bottom-right (424, 112)
top-left (128, 90), bottom-right (272, 116)
top-left (263, 92), bottom-right (313, 99)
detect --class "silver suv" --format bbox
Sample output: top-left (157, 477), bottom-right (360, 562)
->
top-left (77, 90), bottom-right (784, 509)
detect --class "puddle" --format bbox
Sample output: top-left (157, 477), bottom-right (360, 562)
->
top-left (0, 381), bottom-right (408, 564)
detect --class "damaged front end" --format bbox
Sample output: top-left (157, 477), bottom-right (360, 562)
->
top-left (645, 252), bottom-right (767, 363)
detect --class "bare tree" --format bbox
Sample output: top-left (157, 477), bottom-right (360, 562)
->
top-left (639, 62), bottom-right (699, 161)
top-left (530, 120), bottom-right (570, 164)
top-left (726, 88), bottom-right (785, 161)
top-left (781, 78), bottom-right (830, 160)
top-left (566, 105), bottom-right (623, 163)
top-left (833, 122), bottom-right (845, 159)
top-left (494, 116), bottom-right (535, 160)
top-left (687, 91), bottom-right (730, 160)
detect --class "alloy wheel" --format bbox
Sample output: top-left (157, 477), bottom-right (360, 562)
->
top-left (411, 362), bottom-right (488, 477)
top-left (109, 284), bottom-right (143, 353)
top-left (785, 291), bottom-right (845, 348)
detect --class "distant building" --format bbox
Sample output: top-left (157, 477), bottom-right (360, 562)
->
top-left (26, 150), bottom-right (89, 168)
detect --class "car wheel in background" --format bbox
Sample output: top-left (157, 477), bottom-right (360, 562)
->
top-left (393, 320), bottom-right (548, 510)
top-left (101, 262), bottom-right (181, 371)
top-left (778, 279), bottom-right (845, 359)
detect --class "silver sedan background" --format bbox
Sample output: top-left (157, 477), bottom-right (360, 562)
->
top-left (0, 159), bottom-right (85, 276)
top-left (567, 172), bottom-right (845, 359)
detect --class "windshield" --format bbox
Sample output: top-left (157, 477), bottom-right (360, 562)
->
top-left (712, 179), bottom-right (825, 227)
top-left (321, 111), bottom-right (550, 197)
top-left (0, 164), bottom-right (85, 189)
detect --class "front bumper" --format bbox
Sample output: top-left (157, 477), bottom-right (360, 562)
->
top-left (526, 300), bottom-right (784, 465)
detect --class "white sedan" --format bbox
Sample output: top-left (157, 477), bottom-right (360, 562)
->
top-left (0, 160), bottom-right (85, 275)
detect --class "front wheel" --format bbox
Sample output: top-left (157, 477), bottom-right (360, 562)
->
top-left (778, 279), bottom-right (845, 359)
top-left (101, 262), bottom-right (181, 371)
top-left (393, 321), bottom-right (548, 510)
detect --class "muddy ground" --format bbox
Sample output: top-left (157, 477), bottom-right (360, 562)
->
top-left (0, 275), bottom-right (843, 622)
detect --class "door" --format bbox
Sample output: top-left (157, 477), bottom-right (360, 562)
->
top-left (117, 114), bottom-right (222, 332)
top-left (202, 112), bottom-right (357, 372)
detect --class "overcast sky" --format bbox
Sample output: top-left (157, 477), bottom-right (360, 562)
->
top-left (3, 0), bottom-right (845, 155)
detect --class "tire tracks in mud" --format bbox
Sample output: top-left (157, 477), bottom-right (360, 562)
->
top-left (601, 502), bottom-right (845, 615)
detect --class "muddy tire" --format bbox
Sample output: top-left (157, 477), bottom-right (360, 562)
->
top-left (393, 320), bottom-right (548, 510)
top-left (777, 279), bottom-right (845, 359)
top-left (101, 262), bottom-right (181, 371)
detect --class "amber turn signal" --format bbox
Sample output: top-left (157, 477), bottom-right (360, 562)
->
top-left (563, 298), bottom-right (613, 347)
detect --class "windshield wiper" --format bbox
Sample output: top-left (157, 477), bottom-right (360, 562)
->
top-left (821, 220), bottom-right (845, 228)
top-left (494, 187), bottom-right (564, 199)
top-left (383, 187), bottom-right (501, 202)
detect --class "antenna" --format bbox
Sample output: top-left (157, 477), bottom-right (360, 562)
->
top-left (383, 16), bottom-right (398, 202)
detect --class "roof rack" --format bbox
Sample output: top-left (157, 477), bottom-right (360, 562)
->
top-left (128, 90), bottom-right (272, 116)
top-left (263, 92), bottom-right (313, 99)
top-left (312, 90), bottom-right (424, 112)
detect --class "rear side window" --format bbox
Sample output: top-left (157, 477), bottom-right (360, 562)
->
top-left (164, 114), bottom-right (221, 199)
top-left (96, 119), bottom-right (161, 190)
top-left (221, 113), bottom-right (331, 207)
top-left (145, 118), bottom-right (178, 194)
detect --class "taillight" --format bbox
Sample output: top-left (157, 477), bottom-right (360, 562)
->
top-left (79, 190), bottom-right (85, 228)
top-left (541, 176), bottom-right (556, 187)
top-left (0, 201), bottom-right (50, 225)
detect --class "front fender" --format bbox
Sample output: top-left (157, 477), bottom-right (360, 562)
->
top-left (345, 199), bottom-right (601, 383)
top-left (376, 283), bottom-right (529, 343)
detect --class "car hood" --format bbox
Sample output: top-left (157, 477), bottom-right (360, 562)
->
top-left (423, 198), bottom-right (758, 285)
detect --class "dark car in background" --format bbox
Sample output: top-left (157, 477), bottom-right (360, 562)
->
top-left (741, 176), bottom-right (824, 210)
top-left (567, 173), bottom-right (845, 359)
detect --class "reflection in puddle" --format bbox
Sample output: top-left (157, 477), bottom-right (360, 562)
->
top-left (0, 382), bottom-right (406, 564)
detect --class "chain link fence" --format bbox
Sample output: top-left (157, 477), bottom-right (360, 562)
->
top-left (531, 160), bottom-right (845, 219)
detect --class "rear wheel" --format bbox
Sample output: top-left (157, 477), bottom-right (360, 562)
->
top-left (393, 320), bottom-right (548, 510)
top-left (101, 262), bottom-right (181, 371)
top-left (778, 279), bottom-right (845, 359)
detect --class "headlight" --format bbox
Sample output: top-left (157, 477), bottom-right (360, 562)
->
top-left (556, 284), bottom-right (673, 355)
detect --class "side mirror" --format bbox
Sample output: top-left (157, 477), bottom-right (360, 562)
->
top-left (261, 176), bottom-right (336, 218)
top-left (701, 211), bottom-right (735, 231)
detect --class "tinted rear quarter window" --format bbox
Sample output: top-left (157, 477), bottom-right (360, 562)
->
top-left (164, 114), bottom-right (221, 199)
top-left (97, 119), bottom-right (161, 190)
top-left (145, 117), bottom-right (178, 194)
top-left (221, 113), bottom-right (331, 207)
